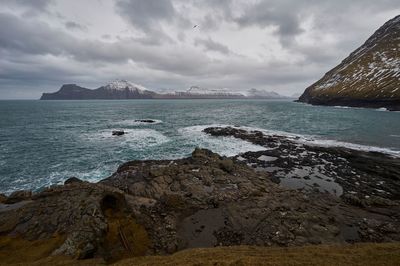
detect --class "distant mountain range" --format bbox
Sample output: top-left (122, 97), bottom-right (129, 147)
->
top-left (298, 15), bottom-right (400, 111)
top-left (40, 81), bottom-right (288, 100)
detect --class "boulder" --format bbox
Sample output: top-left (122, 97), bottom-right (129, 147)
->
top-left (0, 194), bottom-right (7, 204)
top-left (134, 119), bottom-right (156, 123)
top-left (64, 177), bottom-right (83, 185)
top-left (5, 190), bottom-right (32, 204)
top-left (112, 130), bottom-right (125, 136)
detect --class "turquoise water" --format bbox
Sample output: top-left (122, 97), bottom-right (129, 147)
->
top-left (0, 99), bottom-right (399, 194)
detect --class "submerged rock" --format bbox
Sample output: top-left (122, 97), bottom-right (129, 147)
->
top-left (134, 119), bottom-right (156, 123)
top-left (112, 130), bottom-right (125, 136)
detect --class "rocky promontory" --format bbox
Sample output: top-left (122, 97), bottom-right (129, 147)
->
top-left (0, 133), bottom-right (399, 264)
top-left (298, 15), bottom-right (400, 111)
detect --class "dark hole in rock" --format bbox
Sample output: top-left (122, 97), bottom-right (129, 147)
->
top-left (101, 194), bottom-right (122, 213)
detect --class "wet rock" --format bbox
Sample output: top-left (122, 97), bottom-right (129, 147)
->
top-left (64, 177), bottom-right (83, 185)
top-left (5, 190), bottom-right (32, 204)
top-left (343, 194), bottom-right (365, 207)
top-left (0, 194), bottom-right (7, 204)
top-left (203, 126), bottom-right (400, 201)
top-left (219, 159), bottom-right (234, 173)
top-left (1, 147), bottom-right (400, 263)
top-left (112, 130), bottom-right (125, 136)
top-left (134, 119), bottom-right (156, 123)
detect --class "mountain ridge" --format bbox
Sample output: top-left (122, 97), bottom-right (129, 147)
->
top-left (298, 15), bottom-right (400, 111)
top-left (40, 81), bottom-right (288, 100)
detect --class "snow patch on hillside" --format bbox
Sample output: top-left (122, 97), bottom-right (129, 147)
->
top-left (104, 80), bottom-right (148, 93)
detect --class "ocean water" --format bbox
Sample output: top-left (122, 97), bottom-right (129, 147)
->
top-left (0, 99), bottom-right (399, 194)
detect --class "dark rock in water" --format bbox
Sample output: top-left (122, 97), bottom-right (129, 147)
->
top-left (112, 130), bottom-right (125, 136)
top-left (5, 190), bottom-right (32, 204)
top-left (64, 177), bottom-right (83, 185)
top-left (134, 119), bottom-right (156, 123)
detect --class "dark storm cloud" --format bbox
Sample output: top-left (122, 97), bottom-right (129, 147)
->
top-left (234, 2), bottom-right (303, 39)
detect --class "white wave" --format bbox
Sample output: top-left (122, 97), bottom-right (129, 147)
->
top-left (179, 124), bottom-right (266, 157)
top-left (114, 119), bottom-right (163, 126)
top-left (47, 167), bottom-right (113, 185)
top-left (376, 107), bottom-right (389, 111)
top-left (235, 125), bottom-right (400, 158)
top-left (334, 106), bottom-right (351, 109)
top-left (296, 138), bottom-right (400, 157)
top-left (82, 128), bottom-right (170, 149)
top-left (196, 124), bottom-right (400, 158)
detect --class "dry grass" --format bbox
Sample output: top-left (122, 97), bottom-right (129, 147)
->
top-left (115, 243), bottom-right (400, 266)
top-left (1, 239), bottom-right (399, 265)
top-left (0, 234), bottom-right (65, 264)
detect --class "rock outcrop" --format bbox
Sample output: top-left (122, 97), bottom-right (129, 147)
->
top-left (0, 147), bottom-right (399, 263)
top-left (40, 80), bottom-right (155, 100)
top-left (298, 15), bottom-right (400, 111)
top-left (40, 80), bottom-right (288, 100)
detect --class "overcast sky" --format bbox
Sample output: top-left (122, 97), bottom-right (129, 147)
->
top-left (0, 0), bottom-right (399, 99)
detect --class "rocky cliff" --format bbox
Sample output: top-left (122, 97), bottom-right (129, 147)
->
top-left (40, 80), bottom-right (288, 100)
top-left (40, 80), bottom-right (155, 100)
top-left (298, 15), bottom-right (400, 111)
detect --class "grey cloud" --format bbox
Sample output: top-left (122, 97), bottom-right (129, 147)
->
top-left (65, 21), bottom-right (86, 31)
top-left (2, 0), bottom-right (52, 16)
top-left (115, 0), bottom-right (176, 31)
top-left (1, 0), bottom-right (400, 99)
top-left (194, 37), bottom-right (232, 54)
top-left (234, 2), bottom-right (303, 37)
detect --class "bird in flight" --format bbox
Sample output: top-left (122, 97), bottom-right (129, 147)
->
top-left (193, 25), bottom-right (198, 28)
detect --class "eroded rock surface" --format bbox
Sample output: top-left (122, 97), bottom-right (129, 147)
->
top-left (0, 148), bottom-right (399, 262)
top-left (204, 126), bottom-right (400, 201)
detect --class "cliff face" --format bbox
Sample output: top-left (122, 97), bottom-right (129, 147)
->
top-left (40, 81), bottom-right (155, 100)
top-left (298, 15), bottom-right (400, 111)
top-left (40, 80), bottom-right (288, 100)
top-left (40, 84), bottom-right (94, 100)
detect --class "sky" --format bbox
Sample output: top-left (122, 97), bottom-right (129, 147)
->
top-left (0, 0), bottom-right (399, 99)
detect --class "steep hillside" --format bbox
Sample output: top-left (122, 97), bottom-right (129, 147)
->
top-left (40, 84), bottom-right (94, 100)
top-left (298, 15), bottom-right (400, 111)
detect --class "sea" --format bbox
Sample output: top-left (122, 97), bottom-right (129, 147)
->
top-left (0, 99), bottom-right (399, 194)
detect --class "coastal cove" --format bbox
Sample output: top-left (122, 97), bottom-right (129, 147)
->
top-left (0, 99), bottom-right (399, 195)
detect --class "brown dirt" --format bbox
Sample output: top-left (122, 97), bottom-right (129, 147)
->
top-left (4, 242), bottom-right (399, 266)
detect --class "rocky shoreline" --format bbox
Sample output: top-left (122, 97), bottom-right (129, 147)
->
top-left (0, 128), bottom-right (399, 263)
top-left (203, 126), bottom-right (400, 201)
top-left (296, 98), bottom-right (400, 111)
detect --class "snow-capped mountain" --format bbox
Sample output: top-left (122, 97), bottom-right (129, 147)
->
top-left (185, 86), bottom-right (243, 96)
top-left (244, 88), bottom-right (287, 98)
top-left (103, 80), bottom-right (148, 93)
top-left (95, 80), bottom-right (155, 99)
top-left (298, 15), bottom-right (400, 111)
top-left (40, 80), bottom-right (156, 100)
top-left (41, 82), bottom-right (288, 100)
